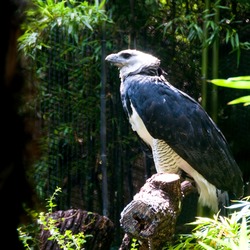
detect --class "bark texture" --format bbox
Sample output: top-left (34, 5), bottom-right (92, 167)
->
top-left (40, 209), bottom-right (114, 250)
top-left (119, 173), bottom-right (196, 249)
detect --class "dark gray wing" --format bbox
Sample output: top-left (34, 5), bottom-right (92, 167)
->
top-left (122, 74), bottom-right (244, 198)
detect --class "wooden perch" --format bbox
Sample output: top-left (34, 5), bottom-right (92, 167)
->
top-left (40, 209), bottom-right (114, 250)
top-left (119, 173), bottom-right (196, 250)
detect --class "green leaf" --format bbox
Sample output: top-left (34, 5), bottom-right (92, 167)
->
top-left (235, 33), bottom-right (240, 48)
top-left (239, 216), bottom-right (248, 249)
top-left (209, 76), bottom-right (250, 106)
top-left (225, 30), bottom-right (230, 43)
top-left (228, 95), bottom-right (250, 106)
top-left (198, 241), bottom-right (215, 250)
top-left (209, 76), bottom-right (250, 89)
top-left (98, 0), bottom-right (106, 9)
top-left (228, 76), bottom-right (250, 81)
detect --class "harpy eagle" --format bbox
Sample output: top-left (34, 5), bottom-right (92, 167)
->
top-left (105, 49), bottom-right (244, 212)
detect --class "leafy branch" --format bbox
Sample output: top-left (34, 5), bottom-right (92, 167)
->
top-left (209, 76), bottom-right (250, 106)
top-left (161, 1), bottom-right (250, 64)
top-left (164, 197), bottom-right (250, 249)
top-left (18, 187), bottom-right (91, 249)
top-left (18, 0), bottom-right (111, 58)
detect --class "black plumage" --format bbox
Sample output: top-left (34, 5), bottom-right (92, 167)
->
top-left (123, 74), bottom-right (242, 195)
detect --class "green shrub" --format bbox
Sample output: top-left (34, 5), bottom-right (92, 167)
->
top-left (164, 197), bottom-right (250, 249)
top-left (18, 187), bottom-right (91, 249)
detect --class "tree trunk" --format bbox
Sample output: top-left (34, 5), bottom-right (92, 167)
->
top-left (40, 209), bottom-right (114, 250)
top-left (119, 173), bottom-right (196, 249)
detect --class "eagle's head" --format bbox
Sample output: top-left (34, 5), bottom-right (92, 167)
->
top-left (105, 49), bottom-right (160, 80)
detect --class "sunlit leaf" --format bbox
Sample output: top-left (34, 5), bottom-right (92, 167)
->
top-left (228, 76), bottom-right (250, 81)
top-left (209, 76), bottom-right (250, 89)
top-left (239, 217), bottom-right (248, 249)
top-left (198, 241), bottom-right (214, 250)
top-left (228, 95), bottom-right (250, 105)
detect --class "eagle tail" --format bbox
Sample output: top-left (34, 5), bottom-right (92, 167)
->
top-left (217, 189), bottom-right (230, 216)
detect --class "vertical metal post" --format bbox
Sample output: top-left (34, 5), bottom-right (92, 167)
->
top-left (201, 0), bottom-right (210, 110)
top-left (100, 15), bottom-right (108, 216)
top-left (211, 3), bottom-right (220, 123)
top-left (199, 0), bottom-right (211, 217)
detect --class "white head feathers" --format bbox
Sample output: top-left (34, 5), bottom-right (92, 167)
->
top-left (105, 49), bottom-right (160, 80)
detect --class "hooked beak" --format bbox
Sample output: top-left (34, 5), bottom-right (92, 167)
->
top-left (105, 53), bottom-right (123, 67)
top-left (105, 53), bottom-right (116, 62)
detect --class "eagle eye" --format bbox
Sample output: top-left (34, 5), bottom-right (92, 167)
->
top-left (121, 53), bottom-right (132, 59)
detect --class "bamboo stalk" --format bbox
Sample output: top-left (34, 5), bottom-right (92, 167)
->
top-left (211, 2), bottom-right (220, 123)
top-left (198, 0), bottom-right (210, 217)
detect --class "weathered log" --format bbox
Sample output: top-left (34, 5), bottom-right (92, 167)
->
top-left (40, 209), bottom-right (114, 250)
top-left (119, 173), bottom-right (196, 250)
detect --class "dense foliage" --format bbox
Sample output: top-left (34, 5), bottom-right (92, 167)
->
top-left (19, 0), bottom-right (111, 207)
top-left (165, 197), bottom-right (250, 249)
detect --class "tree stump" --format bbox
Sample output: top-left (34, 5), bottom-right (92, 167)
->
top-left (119, 173), bottom-right (196, 250)
top-left (40, 209), bottom-right (114, 250)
